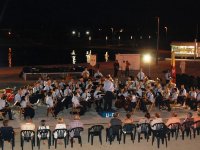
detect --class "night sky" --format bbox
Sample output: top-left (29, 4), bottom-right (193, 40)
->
top-left (0, 0), bottom-right (200, 41)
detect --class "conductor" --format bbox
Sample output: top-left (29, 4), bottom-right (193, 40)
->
top-left (103, 75), bottom-right (115, 111)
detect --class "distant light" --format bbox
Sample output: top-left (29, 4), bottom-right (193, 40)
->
top-left (8, 31), bottom-right (11, 35)
top-left (106, 36), bottom-right (108, 40)
top-left (140, 36), bottom-right (143, 39)
top-left (72, 31), bottom-right (76, 35)
top-left (98, 29), bottom-right (102, 31)
top-left (143, 54), bottom-right (152, 63)
top-left (149, 35), bottom-right (151, 39)
top-left (130, 36), bottom-right (133, 40)
top-left (118, 36), bottom-right (120, 40)
top-left (89, 36), bottom-right (91, 41)
top-left (120, 29), bottom-right (123, 32)
top-left (86, 31), bottom-right (90, 35)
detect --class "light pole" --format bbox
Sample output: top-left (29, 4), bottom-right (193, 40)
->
top-left (164, 26), bottom-right (168, 40)
top-left (156, 17), bottom-right (160, 65)
top-left (143, 54), bottom-right (152, 77)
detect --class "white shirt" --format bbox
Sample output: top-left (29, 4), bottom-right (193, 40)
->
top-left (0, 99), bottom-right (5, 110)
top-left (55, 123), bottom-right (66, 129)
top-left (131, 95), bottom-right (137, 103)
top-left (151, 118), bottom-right (163, 130)
top-left (179, 88), bottom-right (187, 96)
top-left (72, 95), bottom-right (80, 107)
top-left (147, 91), bottom-right (155, 103)
top-left (137, 71), bottom-right (145, 80)
top-left (46, 96), bottom-right (54, 107)
top-left (81, 92), bottom-right (91, 101)
top-left (64, 88), bottom-right (72, 97)
top-left (14, 93), bottom-right (21, 103)
top-left (103, 80), bottom-right (114, 92)
top-left (94, 90), bottom-right (103, 100)
top-left (20, 101), bottom-right (27, 108)
top-left (94, 72), bottom-right (103, 78)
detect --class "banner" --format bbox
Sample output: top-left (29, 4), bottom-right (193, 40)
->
top-left (115, 54), bottom-right (140, 70)
top-left (90, 55), bottom-right (96, 66)
top-left (171, 51), bottom-right (176, 83)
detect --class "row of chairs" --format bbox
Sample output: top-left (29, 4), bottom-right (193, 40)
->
top-left (0, 121), bottom-right (200, 150)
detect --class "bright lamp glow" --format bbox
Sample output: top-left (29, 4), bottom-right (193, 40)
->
top-left (86, 31), bottom-right (90, 35)
top-left (72, 31), bottom-right (76, 35)
top-left (143, 54), bottom-right (152, 63)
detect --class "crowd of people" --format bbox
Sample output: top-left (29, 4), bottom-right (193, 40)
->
top-left (0, 64), bottom-right (200, 120)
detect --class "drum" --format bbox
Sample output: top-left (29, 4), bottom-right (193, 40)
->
top-left (5, 88), bottom-right (12, 94)
top-left (6, 93), bottom-right (14, 102)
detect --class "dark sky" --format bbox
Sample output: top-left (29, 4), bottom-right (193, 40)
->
top-left (0, 0), bottom-right (200, 41)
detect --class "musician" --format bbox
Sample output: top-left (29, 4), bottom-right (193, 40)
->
top-left (85, 79), bottom-right (93, 90)
top-left (23, 103), bottom-right (35, 119)
top-left (125, 77), bottom-right (132, 89)
top-left (77, 77), bottom-right (86, 91)
top-left (72, 92), bottom-right (86, 115)
top-left (161, 87), bottom-right (171, 111)
top-left (103, 75), bottom-right (115, 111)
top-left (45, 92), bottom-right (54, 117)
top-left (81, 89), bottom-right (92, 109)
top-left (140, 87), bottom-right (155, 112)
top-left (187, 87), bottom-right (197, 111)
top-left (94, 69), bottom-right (103, 79)
top-left (82, 67), bottom-right (90, 80)
top-left (169, 87), bottom-right (178, 103)
top-left (136, 85), bottom-right (143, 98)
top-left (137, 68), bottom-right (146, 81)
top-left (59, 79), bottom-right (66, 90)
top-left (127, 90), bottom-right (137, 112)
top-left (94, 85), bottom-right (104, 111)
top-left (14, 89), bottom-right (22, 106)
top-left (63, 85), bottom-right (73, 109)
top-left (129, 77), bottom-right (139, 90)
top-left (0, 94), bottom-right (13, 120)
top-left (154, 84), bottom-right (163, 108)
top-left (43, 79), bottom-right (53, 92)
top-left (177, 84), bottom-right (187, 106)
top-left (55, 86), bottom-right (64, 100)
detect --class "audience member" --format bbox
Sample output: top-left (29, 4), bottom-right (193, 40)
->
top-left (165, 112), bottom-right (181, 127)
top-left (123, 113), bottom-right (134, 124)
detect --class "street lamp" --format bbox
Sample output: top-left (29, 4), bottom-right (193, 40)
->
top-left (164, 26), bottom-right (168, 39)
top-left (86, 31), bottom-right (90, 35)
top-left (156, 17), bottom-right (160, 65)
top-left (143, 54), bottom-right (152, 77)
top-left (72, 30), bottom-right (76, 35)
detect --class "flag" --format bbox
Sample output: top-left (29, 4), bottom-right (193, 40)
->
top-left (171, 51), bottom-right (176, 83)
top-left (90, 55), bottom-right (96, 66)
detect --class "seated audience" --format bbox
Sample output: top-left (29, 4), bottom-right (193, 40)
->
top-left (108, 112), bottom-right (122, 127)
top-left (54, 117), bottom-right (67, 139)
top-left (0, 120), bottom-right (14, 142)
top-left (165, 112), bottom-right (181, 127)
top-left (123, 113), bottom-right (134, 124)
top-left (68, 114), bottom-right (83, 138)
top-left (151, 113), bottom-right (163, 130)
top-left (37, 119), bottom-right (50, 139)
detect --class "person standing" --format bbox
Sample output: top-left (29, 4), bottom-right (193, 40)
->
top-left (103, 75), bottom-right (115, 111)
top-left (113, 60), bottom-right (119, 77)
top-left (125, 60), bottom-right (131, 77)
top-left (180, 60), bottom-right (186, 74)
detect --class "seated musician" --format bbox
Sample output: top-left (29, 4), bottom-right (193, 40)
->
top-left (129, 77), bottom-right (139, 90)
top-left (154, 83), bottom-right (163, 108)
top-left (72, 92), bottom-right (86, 115)
top-left (177, 84), bottom-right (187, 106)
top-left (94, 69), bottom-right (103, 79)
top-left (81, 88), bottom-right (92, 109)
top-left (159, 87), bottom-right (171, 111)
top-left (77, 77), bottom-right (86, 91)
top-left (169, 87), bottom-right (178, 103)
top-left (187, 87), bottom-right (197, 111)
top-left (140, 87), bottom-right (155, 112)
top-left (14, 89), bottom-right (22, 106)
top-left (63, 85), bottom-right (72, 109)
top-left (196, 88), bottom-right (200, 109)
top-left (45, 92), bottom-right (54, 117)
top-left (23, 103), bottom-right (35, 120)
top-left (94, 85), bottom-right (104, 111)
top-left (127, 90), bottom-right (137, 112)
top-left (82, 67), bottom-right (90, 81)
top-left (0, 94), bottom-right (13, 120)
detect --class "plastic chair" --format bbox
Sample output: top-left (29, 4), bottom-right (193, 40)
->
top-left (137, 123), bottom-right (151, 142)
top-left (68, 127), bottom-right (84, 148)
top-left (193, 120), bottom-right (200, 138)
top-left (20, 130), bottom-right (35, 150)
top-left (37, 129), bottom-right (51, 149)
top-left (52, 129), bottom-right (68, 149)
top-left (151, 123), bottom-right (168, 148)
top-left (106, 125), bottom-right (122, 145)
top-left (181, 121), bottom-right (194, 140)
top-left (121, 124), bottom-right (136, 144)
top-left (0, 128), bottom-right (15, 150)
top-left (167, 123), bottom-right (181, 140)
top-left (88, 125), bottom-right (104, 145)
